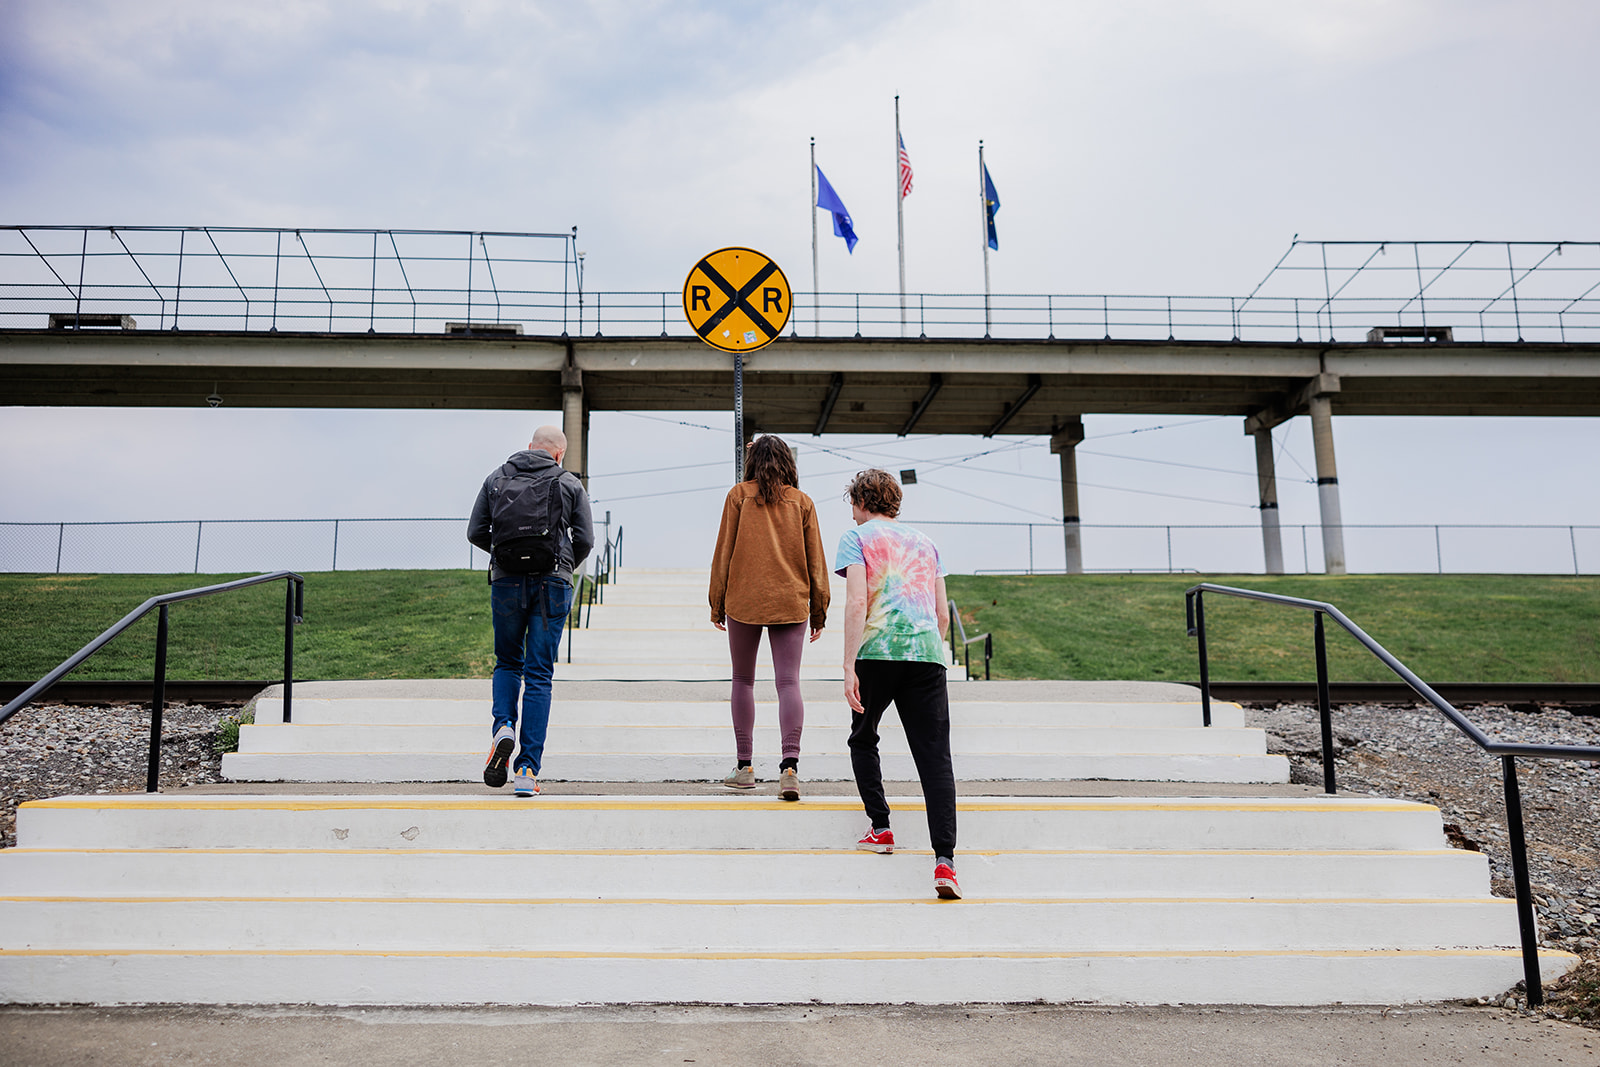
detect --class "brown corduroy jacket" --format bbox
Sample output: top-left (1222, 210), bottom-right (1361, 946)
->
top-left (708, 482), bottom-right (831, 629)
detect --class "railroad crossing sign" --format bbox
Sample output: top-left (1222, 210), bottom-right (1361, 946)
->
top-left (682, 247), bottom-right (792, 353)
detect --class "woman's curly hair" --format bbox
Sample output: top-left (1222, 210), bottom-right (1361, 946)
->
top-left (743, 435), bottom-right (799, 506)
top-left (845, 469), bottom-right (901, 518)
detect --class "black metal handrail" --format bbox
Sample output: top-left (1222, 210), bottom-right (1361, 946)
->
top-left (566, 524), bottom-right (622, 663)
top-left (1184, 581), bottom-right (1600, 1007)
top-left (946, 599), bottom-right (992, 681)
top-left (0, 572), bottom-right (304, 792)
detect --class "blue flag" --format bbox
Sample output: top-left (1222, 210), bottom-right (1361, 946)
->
top-left (983, 164), bottom-right (1001, 251)
top-left (815, 165), bottom-right (858, 253)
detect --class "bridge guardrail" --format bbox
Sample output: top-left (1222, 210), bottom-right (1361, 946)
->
top-left (6, 228), bottom-right (1599, 344)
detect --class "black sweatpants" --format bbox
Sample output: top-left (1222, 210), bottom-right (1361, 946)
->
top-left (848, 658), bottom-right (957, 858)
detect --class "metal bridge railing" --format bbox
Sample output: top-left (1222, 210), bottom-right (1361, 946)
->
top-left (1183, 582), bottom-right (1600, 1007)
top-left (5, 228), bottom-right (1599, 344)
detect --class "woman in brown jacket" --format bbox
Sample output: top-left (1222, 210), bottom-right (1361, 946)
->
top-left (708, 435), bottom-right (830, 800)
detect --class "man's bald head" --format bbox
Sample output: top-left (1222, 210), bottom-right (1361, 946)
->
top-left (530, 426), bottom-right (567, 460)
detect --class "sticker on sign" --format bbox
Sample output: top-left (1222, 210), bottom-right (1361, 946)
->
top-left (682, 247), bottom-right (792, 353)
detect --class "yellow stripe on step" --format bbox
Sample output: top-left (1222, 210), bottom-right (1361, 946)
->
top-left (0, 895), bottom-right (1502, 906)
top-left (0, 948), bottom-right (1573, 961)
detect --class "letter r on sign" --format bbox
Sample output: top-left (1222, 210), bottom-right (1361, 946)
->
top-left (691, 285), bottom-right (711, 312)
top-left (762, 288), bottom-right (783, 313)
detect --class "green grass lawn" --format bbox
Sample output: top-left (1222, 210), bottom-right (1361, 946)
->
top-left (0, 571), bottom-right (495, 682)
top-left (944, 573), bottom-right (1600, 682)
top-left (1, 570), bottom-right (1594, 684)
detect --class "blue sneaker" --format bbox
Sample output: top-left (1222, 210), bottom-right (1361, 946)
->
top-left (512, 766), bottom-right (540, 797)
top-left (483, 725), bottom-right (515, 788)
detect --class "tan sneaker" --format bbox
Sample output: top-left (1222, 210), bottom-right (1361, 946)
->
top-left (779, 767), bottom-right (800, 801)
top-left (723, 764), bottom-right (756, 789)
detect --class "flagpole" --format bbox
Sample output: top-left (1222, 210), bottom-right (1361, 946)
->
top-left (810, 137), bottom-right (820, 338)
top-left (895, 96), bottom-right (906, 338)
top-left (980, 140), bottom-right (991, 338)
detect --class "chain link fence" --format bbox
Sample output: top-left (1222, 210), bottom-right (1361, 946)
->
top-left (1, 518), bottom-right (1595, 576)
top-left (915, 521), bottom-right (1600, 576)
top-left (0, 519), bottom-right (485, 574)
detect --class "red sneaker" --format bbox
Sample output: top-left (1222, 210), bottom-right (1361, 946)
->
top-left (856, 827), bottom-right (895, 854)
top-left (933, 861), bottom-right (961, 900)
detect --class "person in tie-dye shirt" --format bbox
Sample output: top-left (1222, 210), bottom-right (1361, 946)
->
top-left (835, 469), bottom-right (960, 900)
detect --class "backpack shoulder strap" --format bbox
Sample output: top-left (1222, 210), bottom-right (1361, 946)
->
top-left (546, 469), bottom-right (567, 527)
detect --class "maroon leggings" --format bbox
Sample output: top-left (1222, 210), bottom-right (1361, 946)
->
top-left (726, 618), bottom-right (806, 765)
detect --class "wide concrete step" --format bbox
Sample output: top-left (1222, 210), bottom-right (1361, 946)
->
top-left (0, 847), bottom-right (1494, 900)
top-left (235, 723), bottom-right (1268, 756)
top-left (0, 898), bottom-right (1522, 953)
top-left (222, 751), bottom-right (1290, 783)
top-left (16, 795), bottom-right (1451, 853)
top-left (0, 950), bottom-right (1572, 1007)
top-left (252, 698), bottom-right (1241, 729)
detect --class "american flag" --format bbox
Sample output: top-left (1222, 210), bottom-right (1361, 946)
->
top-left (898, 134), bottom-right (913, 199)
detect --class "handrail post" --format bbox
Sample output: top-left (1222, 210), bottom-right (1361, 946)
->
top-left (1314, 610), bottom-right (1337, 794)
top-left (566, 574), bottom-right (576, 663)
top-left (146, 604), bottom-right (169, 792)
top-left (1502, 754), bottom-right (1544, 1007)
top-left (282, 579), bottom-right (296, 724)
top-left (948, 602), bottom-right (957, 664)
top-left (984, 633), bottom-right (992, 681)
top-left (1193, 590), bottom-right (1212, 727)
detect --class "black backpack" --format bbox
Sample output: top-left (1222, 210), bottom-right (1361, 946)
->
top-left (490, 467), bottom-right (566, 575)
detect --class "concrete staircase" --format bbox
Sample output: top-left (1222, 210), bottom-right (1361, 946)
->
top-left (8, 563), bottom-right (1573, 1005)
top-left (0, 791), bottom-right (1572, 1005)
top-left (221, 681), bottom-right (1289, 785)
top-left (558, 569), bottom-right (857, 681)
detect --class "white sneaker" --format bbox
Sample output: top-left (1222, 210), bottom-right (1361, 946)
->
top-left (512, 767), bottom-right (540, 797)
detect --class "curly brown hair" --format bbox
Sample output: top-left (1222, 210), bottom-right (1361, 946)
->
top-left (845, 469), bottom-right (901, 518)
top-left (743, 435), bottom-right (799, 506)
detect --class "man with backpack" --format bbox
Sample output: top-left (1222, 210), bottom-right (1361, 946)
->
top-left (467, 425), bottom-right (595, 797)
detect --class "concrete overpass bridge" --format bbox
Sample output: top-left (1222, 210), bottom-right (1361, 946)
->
top-left (5, 227), bottom-right (1600, 575)
top-left (5, 328), bottom-right (1599, 576)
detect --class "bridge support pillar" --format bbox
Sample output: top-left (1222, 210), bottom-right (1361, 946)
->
top-left (1309, 394), bottom-right (1346, 575)
top-left (561, 364), bottom-right (586, 487)
top-left (1253, 428), bottom-right (1285, 574)
top-left (1050, 417), bottom-right (1085, 574)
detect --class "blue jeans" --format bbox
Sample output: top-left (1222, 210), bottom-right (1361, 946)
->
top-left (490, 573), bottom-right (574, 775)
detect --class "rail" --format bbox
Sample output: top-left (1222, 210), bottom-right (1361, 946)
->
top-left (1182, 581), bottom-right (1600, 1006)
top-left (0, 571), bottom-right (305, 792)
top-left (566, 524), bottom-right (623, 662)
top-left (946, 599), bottom-right (992, 680)
top-left (7, 228), bottom-right (1600, 344)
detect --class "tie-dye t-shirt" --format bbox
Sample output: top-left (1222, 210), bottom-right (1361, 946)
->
top-left (834, 520), bottom-right (947, 663)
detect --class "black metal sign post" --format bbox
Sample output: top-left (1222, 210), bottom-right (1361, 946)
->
top-left (733, 349), bottom-right (745, 484)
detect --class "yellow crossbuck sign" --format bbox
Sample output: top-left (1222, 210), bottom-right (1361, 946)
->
top-left (682, 247), bottom-right (792, 353)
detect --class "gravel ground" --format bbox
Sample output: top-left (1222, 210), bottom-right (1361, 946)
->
top-left (0, 697), bottom-right (1594, 1021)
top-left (0, 702), bottom-right (236, 848)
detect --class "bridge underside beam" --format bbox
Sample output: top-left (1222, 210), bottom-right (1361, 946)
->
top-left (4, 333), bottom-right (1600, 428)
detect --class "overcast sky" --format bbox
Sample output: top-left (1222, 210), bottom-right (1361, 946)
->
top-left (3, 0), bottom-right (1597, 574)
